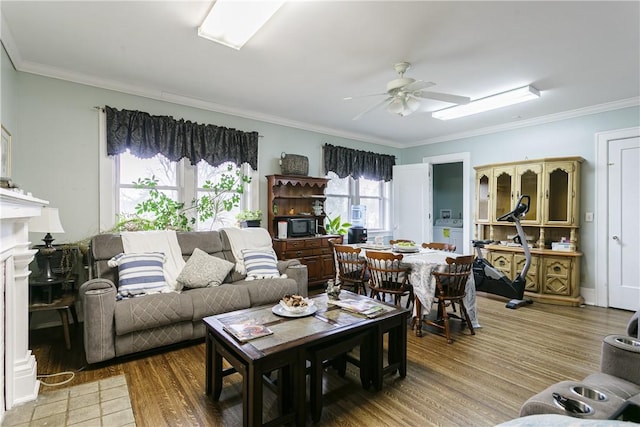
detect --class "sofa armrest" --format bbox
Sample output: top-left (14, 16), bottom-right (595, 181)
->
top-left (278, 259), bottom-right (308, 297)
top-left (627, 310), bottom-right (639, 338)
top-left (79, 279), bottom-right (117, 364)
top-left (601, 334), bottom-right (640, 386)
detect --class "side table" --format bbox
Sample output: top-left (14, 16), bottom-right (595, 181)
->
top-left (29, 277), bottom-right (66, 305)
top-left (28, 291), bottom-right (78, 350)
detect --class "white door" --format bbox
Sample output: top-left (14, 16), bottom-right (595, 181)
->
top-left (608, 136), bottom-right (640, 310)
top-left (392, 164), bottom-right (430, 243)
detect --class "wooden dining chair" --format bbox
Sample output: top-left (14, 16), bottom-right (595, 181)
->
top-left (332, 244), bottom-right (368, 295)
top-left (420, 255), bottom-right (475, 343)
top-left (421, 242), bottom-right (457, 252)
top-left (365, 251), bottom-right (413, 308)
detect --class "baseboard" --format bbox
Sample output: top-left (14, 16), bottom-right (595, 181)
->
top-left (580, 286), bottom-right (597, 306)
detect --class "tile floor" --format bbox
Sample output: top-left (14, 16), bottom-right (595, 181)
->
top-left (1, 375), bottom-right (136, 427)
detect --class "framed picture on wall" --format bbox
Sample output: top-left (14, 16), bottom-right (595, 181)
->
top-left (1, 125), bottom-right (11, 179)
top-left (440, 209), bottom-right (451, 219)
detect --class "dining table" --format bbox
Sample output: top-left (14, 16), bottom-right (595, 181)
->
top-left (357, 244), bottom-right (481, 335)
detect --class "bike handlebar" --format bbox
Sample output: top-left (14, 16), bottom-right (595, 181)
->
top-left (497, 195), bottom-right (530, 222)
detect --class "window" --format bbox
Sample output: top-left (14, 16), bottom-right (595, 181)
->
top-left (117, 151), bottom-right (179, 220)
top-left (112, 150), bottom-right (255, 231)
top-left (324, 172), bottom-right (390, 231)
top-left (196, 160), bottom-right (251, 230)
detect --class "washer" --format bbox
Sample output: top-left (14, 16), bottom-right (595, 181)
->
top-left (433, 218), bottom-right (463, 254)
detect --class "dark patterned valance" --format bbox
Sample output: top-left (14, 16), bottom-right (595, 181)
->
top-left (105, 106), bottom-right (258, 170)
top-left (323, 143), bottom-right (395, 182)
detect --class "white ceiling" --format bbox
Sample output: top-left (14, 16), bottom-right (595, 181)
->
top-left (2, 1), bottom-right (639, 148)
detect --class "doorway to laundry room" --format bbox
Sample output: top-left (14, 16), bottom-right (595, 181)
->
top-left (432, 162), bottom-right (464, 253)
top-left (422, 152), bottom-right (471, 255)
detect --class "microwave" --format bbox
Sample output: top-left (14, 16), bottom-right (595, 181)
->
top-left (287, 218), bottom-right (316, 238)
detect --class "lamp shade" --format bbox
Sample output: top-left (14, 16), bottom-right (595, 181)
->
top-left (28, 207), bottom-right (65, 234)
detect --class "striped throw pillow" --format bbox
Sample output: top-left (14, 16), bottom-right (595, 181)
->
top-left (242, 249), bottom-right (283, 280)
top-left (108, 252), bottom-right (169, 297)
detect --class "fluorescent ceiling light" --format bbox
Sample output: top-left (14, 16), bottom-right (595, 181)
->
top-left (198, 0), bottom-right (285, 50)
top-left (432, 85), bottom-right (540, 120)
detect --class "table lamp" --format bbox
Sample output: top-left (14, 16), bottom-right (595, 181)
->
top-left (28, 207), bottom-right (65, 282)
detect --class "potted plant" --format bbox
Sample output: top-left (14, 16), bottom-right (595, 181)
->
top-left (324, 215), bottom-right (351, 235)
top-left (236, 209), bottom-right (262, 228)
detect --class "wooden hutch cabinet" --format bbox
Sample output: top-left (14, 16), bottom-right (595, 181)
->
top-left (266, 175), bottom-right (341, 289)
top-left (474, 156), bottom-right (584, 306)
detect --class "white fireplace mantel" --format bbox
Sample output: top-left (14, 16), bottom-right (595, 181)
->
top-left (0, 188), bottom-right (48, 413)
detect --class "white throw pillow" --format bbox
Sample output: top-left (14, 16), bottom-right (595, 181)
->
top-left (108, 252), bottom-right (170, 297)
top-left (177, 248), bottom-right (234, 288)
top-left (242, 249), bottom-right (284, 280)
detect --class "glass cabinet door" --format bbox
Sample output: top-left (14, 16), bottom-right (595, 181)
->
top-left (544, 161), bottom-right (578, 225)
top-left (475, 168), bottom-right (491, 223)
top-left (492, 166), bottom-right (515, 222)
top-left (515, 164), bottom-right (542, 224)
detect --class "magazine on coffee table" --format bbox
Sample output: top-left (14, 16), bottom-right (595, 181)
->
top-left (329, 298), bottom-right (388, 318)
top-left (223, 320), bottom-right (273, 342)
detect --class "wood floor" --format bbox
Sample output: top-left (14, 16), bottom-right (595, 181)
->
top-left (30, 294), bottom-right (633, 426)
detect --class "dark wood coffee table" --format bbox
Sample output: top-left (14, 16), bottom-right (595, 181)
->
top-left (204, 291), bottom-right (409, 426)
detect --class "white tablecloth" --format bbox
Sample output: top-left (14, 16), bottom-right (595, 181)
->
top-left (399, 249), bottom-right (481, 328)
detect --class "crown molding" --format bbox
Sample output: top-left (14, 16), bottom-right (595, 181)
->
top-left (8, 54), bottom-right (401, 148)
top-left (157, 91), bottom-right (402, 148)
top-left (5, 45), bottom-right (638, 151)
top-left (404, 97), bottom-right (640, 147)
top-left (1, 14), bottom-right (22, 69)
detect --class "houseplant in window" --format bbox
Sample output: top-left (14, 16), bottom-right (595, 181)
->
top-left (236, 210), bottom-right (262, 228)
top-left (114, 167), bottom-right (250, 231)
top-left (324, 215), bottom-right (351, 235)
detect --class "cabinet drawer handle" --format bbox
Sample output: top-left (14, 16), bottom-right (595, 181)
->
top-left (296, 251), bottom-right (303, 257)
top-left (553, 266), bottom-right (561, 273)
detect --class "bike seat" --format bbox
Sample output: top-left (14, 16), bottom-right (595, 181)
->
top-left (472, 239), bottom-right (494, 247)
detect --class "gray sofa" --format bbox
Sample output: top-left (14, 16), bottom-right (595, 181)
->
top-left (79, 230), bottom-right (308, 364)
top-left (518, 309), bottom-right (640, 421)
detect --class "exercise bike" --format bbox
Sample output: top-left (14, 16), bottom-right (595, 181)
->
top-left (472, 195), bottom-right (533, 309)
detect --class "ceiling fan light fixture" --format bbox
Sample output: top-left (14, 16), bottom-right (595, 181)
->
top-left (386, 94), bottom-right (421, 117)
top-left (405, 96), bottom-right (421, 113)
top-left (387, 98), bottom-right (405, 115)
top-left (198, 0), bottom-right (285, 50)
top-left (432, 85), bottom-right (540, 120)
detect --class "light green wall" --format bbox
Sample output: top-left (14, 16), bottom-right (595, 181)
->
top-left (401, 106), bottom-right (640, 290)
top-left (6, 64), bottom-right (640, 293)
top-left (1, 44), bottom-right (18, 155)
top-left (11, 72), bottom-right (399, 243)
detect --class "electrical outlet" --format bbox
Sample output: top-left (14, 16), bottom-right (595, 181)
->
top-left (585, 212), bottom-right (594, 222)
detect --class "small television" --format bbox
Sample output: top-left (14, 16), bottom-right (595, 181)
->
top-left (287, 218), bottom-right (316, 238)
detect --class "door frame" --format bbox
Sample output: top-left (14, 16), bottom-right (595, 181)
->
top-left (595, 127), bottom-right (640, 307)
top-left (422, 152), bottom-right (471, 255)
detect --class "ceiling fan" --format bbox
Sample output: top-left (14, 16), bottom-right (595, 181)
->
top-left (345, 61), bottom-right (470, 120)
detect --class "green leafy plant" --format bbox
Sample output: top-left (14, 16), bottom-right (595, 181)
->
top-left (113, 165), bottom-right (251, 232)
top-left (324, 215), bottom-right (351, 235)
top-left (236, 209), bottom-right (262, 222)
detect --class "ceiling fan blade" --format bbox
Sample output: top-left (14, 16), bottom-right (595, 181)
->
top-left (415, 91), bottom-right (471, 105)
top-left (353, 97), bottom-right (393, 120)
top-left (403, 80), bottom-right (436, 92)
top-left (343, 92), bottom-right (388, 101)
